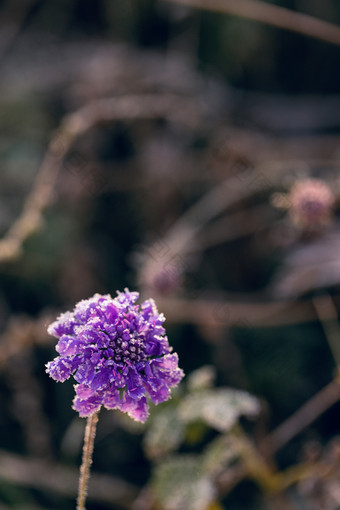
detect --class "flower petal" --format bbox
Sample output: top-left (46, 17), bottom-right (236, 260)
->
top-left (126, 368), bottom-right (145, 400)
top-left (117, 394), bottom-right (149, 422)
top-left (46, 290), bottom-right (184, 421)
top-left (141, 299), bottom-right (159, 319)
top-left (46, 356), bottom-right (81, 382)
top-left (56, 335), bottom-right (84, 356)
top-left (102, 387), bottom-right (121, 410)
top-left (144, 335), bottom-right (168, 356)
top-left (76, 325), bottom-right (108, 348)
top-left (103, 302), bottom-right (118, 322)
top-left (72, 390), bottom-right (102, 417)
top-left (144, 379), bottom-right (170, 404)
top-left (47, 312), bottom-right (79, 338)
top-left (150, 353), bottom-right (184, 386)
top-left (74, 363), bottom-right (96, 385)
top-left (74, 384), bottom-right (95, 399)
top-left (91, 367), bottom-right (111, 391)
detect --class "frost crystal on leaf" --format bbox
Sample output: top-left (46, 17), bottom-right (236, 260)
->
top-left (152, 455), bottom-right (216, 510)
top-left (179, 388), bottom-right (260, 432)
top-left (144, 407), bottom-right (185, 459)
top-left (46, 289), bottom-right (184, 422)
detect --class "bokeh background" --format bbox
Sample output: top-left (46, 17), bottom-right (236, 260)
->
top-left (1, 1), bottom-right (340, 509)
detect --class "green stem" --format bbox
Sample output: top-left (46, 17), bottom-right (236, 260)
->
top-left (77, 412), bottom-right (99, 510)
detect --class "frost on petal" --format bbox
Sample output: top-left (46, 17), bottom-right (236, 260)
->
top-left (72, 392), bottom-right (102, 417)
top-left (141, 298), bottom-right (159, 319)
top-left (74, 294), bottom-right (109, 322)
top-left (77, 325), bottom-right (107, 347)
top-left (56, 335), bottom-right (84, 356)
top-left (144, 379), bottom-right (170, 404)
top-left (115, 289), bottom-right (139, 308)
top-left (129, 396), bottom-right (149, 422)
top-left (91, 367), bottom-right (111, 391)
top-left (46, 357), bottom-right (79, 382)
top-left (126, 368), bottom-right (145, 400)
top-left (142, 354), bottom-right (184, 404)
top-left (75, 383), bottom-right (95, 400)
top-left (74, 363), bottom-right (95, 386)
top-left (118, 394), bottom-right (149, 423)
top-left (47, 312), bottom-right (79, 338)
top-left (145, 335), bottom-right (168, 357)
top-left (46, 290), bottom-right (184, 420)
top-left (150, 354), bottom-right (184, 387)
top-left (102, 387), bottom-right (121, 410)
top-left (103, 301), bottom-right (119, 322)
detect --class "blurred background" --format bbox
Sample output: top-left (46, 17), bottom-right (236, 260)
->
top-left (1, 1), bottom-right (340, 509)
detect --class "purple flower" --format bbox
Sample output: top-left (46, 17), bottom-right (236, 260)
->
top-left (46, 289), bottom-right (184, 422)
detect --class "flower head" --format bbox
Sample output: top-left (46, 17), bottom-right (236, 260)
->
top-left (288, 178), bottom-right (334, 230)
top-left (140, 259), bottom-right (183, 296)
top-left (46, 289), bottom-right (184, 422)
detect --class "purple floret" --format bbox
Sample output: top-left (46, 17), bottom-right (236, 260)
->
top-left (46, 289), bottom-right (184, 422)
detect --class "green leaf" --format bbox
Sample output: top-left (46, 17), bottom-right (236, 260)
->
top-left (152, 455), bottom-right (215, 510)
top-left (143, 407), bottom-right (185, 460)
top-left (202, 435), bottom-right (239, 475)
top-left (187, 365), bottom-right (217, 391)
top-left (179, 388), bottom-right (260, 432)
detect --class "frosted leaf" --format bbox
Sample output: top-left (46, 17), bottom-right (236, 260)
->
top-left (186, 365), bottom-right (216, 391)
top-left (152, 455), bottom-right (215, 510)
top-left (202, 435), bottom-right (239, 475)
top-left (179, 388), bottom-right (260, 432)
top-left (144, 407), bottom-right (185, 460)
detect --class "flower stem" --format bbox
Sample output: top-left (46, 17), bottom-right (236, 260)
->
top-left (77, 412), bottom-right (99, 510)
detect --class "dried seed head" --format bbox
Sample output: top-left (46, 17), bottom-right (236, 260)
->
top-left (288, 178), bottom-right (334, 230)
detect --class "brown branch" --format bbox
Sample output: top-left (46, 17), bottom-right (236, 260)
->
top-left (261, 379), bottom-right (340, 454)
top-left (218, 381), bottom-right (340, 497)
top-left (0, 94), bottom-right (198, 264)
top-left (192, 204), bottom-right (273, 250)
top-left (162, 0), bottom-right (340, 47)
top-left (0, 448), bottom-right (138, 507)
top-left (139, 159), bottom-right (278, 293)
top-left (0, 0), bottom-right (39, 64)
top-left (0, 313), bottom-right (54, 366)
top-left (313, 295), bottom-right (340, 372)
top-left (153, 292), bottom-right (340, 329)
top-left (156, 295), bottom-right (313, 328)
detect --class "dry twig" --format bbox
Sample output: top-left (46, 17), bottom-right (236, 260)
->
top-left (0, 449), bottom-right (137, 507)
top-left (0, 94), bottom-right (198, 264)
top-left (261, 379), bottom-right (340, 454)
top-left (313, 294), bottom-right (340, 373)
top-left (0, 0), bottom-right (39, 63)
top-left (163, 0), bottom-right (340, 47)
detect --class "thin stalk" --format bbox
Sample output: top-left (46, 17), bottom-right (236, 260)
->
top-left (313, 294), bottom-right (340, 376)
top-left (232, 424), bottom-right (279, 493)
top-left (261, 379), bottom-right (340, 454)
top-left (162, 0), bottom-right (340, 48)
top-left (77, 412), bottom-right (99, 510)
